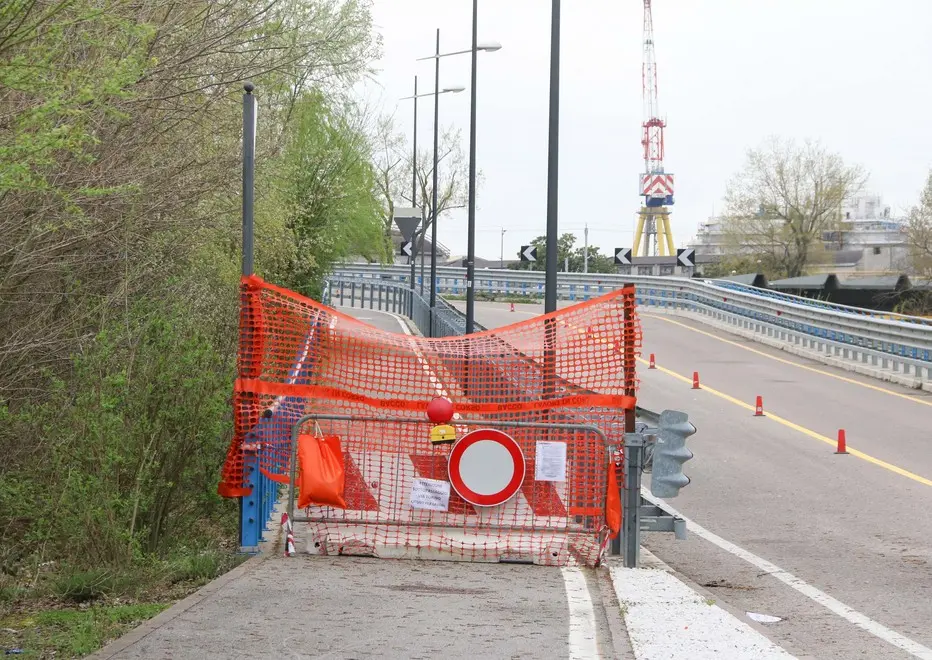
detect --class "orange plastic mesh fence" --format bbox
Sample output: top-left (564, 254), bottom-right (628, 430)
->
top-left (218, 275), bottom-right (641, 565)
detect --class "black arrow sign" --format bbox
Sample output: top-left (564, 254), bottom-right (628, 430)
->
top-left (614, 247), bottom-right (632, 265)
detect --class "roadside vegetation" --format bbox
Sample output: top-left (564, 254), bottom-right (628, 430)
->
top-left (1, 0), bottom-right (385, 655)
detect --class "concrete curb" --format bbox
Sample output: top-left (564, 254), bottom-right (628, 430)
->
top-left (607, 552), bottom-right (800, 659)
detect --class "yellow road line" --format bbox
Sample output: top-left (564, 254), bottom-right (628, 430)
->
top-left (642, 313), bottom-right (932, 409)
top-left (637, 356), bottom-right (932, 488)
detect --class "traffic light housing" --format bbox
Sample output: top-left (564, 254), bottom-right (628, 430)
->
top-left (649, 409), bottom-right (695, 498)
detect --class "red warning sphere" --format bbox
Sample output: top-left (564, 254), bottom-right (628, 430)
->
top-left (427, 397), bottom-right (454, 424)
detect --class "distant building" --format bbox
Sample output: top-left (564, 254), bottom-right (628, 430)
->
top-left (688, 194), bottom-right (909, 273)
top-left (824, 195), bottom-right (909, 272)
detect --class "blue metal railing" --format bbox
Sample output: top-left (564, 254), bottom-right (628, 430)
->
top-left (709, 280), bottom-right (932, 327)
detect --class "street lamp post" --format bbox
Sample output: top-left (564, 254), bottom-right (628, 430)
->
top-left (545, 0), bottom-right (561, 314)
top-left (500, 228), bottom-right (507, 269)
top-left (430, 29), bottom-right (440, 318)
top-left (399, 82), bottom-right (465, 297)
top-left (417, 27), bottom-right (501, 334)
top-left (411, 76), bottom-right (418, 293)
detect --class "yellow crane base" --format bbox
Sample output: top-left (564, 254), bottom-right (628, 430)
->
top-left (632, 206), bottom-right (675, 257)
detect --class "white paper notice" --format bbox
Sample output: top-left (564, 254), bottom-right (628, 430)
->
top-left (535, 441), bottom-right (567, 482)
top-left (409, 478), bottom-right (451, 511)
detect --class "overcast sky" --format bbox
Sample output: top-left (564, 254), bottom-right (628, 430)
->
top-left (357, 0), bottom-right (932, 262)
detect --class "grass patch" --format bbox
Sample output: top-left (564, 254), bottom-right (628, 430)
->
top-left (0, 603), bottom-right (168, 658)
top-left (0, 548), bottom-right (247, 657)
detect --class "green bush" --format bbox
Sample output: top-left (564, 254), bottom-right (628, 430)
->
top-left (0, 298), bottom-right (238, 573)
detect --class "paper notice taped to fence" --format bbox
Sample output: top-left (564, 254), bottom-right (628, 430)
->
top-left (535, 441), bottom-right (567, 482)
top-left (410, 478), bottom-right (451, 511)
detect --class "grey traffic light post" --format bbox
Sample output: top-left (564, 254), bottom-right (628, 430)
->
top-left (614, 408), bottom-right (695, 568)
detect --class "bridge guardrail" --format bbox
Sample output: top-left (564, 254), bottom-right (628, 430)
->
top-left (333, 264), bottom-right (932, 371)
top-left (708, 279), bottom-right (932, 327)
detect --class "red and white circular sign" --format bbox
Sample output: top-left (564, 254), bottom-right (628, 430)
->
top-left (448, 429), bottom-right (525, 507)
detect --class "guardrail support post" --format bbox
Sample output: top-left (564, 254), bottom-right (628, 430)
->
top-left (622, 432), bottom-right (644, 568)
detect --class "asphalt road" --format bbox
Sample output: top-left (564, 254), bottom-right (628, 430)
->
top-left (458, 299), bottom-right (932, 660)
top-left (338, 305), bottom-right (411, 334)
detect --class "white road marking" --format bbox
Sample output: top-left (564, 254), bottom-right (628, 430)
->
top-left (561, 567), bottom-right (600, 660)
top-left (611, 565), bottom-right (794, 659)
top-left (384, 310), bottom-right (464, 423)
top-left (642, 491), bottom-right (932, 659)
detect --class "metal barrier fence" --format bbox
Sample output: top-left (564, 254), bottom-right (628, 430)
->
top-left (286, 415), bottom-right (616, 567)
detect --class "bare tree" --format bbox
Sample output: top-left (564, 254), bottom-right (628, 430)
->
top-left (371, 114), bottom-right (471, 256)
top-left (906, 170), bottom-right (932, 277)
top-left (722, 137), bottom-right (866, 278)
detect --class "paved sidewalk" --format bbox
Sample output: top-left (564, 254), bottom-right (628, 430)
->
top-left (91, 549), bottom-right (796, 659)
top-left (91, 554), bottom-right (630, 660)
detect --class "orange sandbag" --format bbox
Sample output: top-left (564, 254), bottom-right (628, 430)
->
top-left (296, 434), bottom-right (347, 509)
top-left (605, 463), bottom-right (622, 539)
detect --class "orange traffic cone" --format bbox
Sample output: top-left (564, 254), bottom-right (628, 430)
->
top-left (510, 302), bottom-right (515, 312)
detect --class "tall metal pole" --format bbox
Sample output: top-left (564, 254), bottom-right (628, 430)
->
top-left (429, 28), bottom-right (441, 323)
top-left (239, 81), bottom-right (257, 550)
top-left (583, 224), bottom-right (589, 273)
top-left (465, 0), bottom-right (479, 334)
top-left (544, 1), bottom-right (561, 313)
top-left (500, 228), bottom-right (505, 269)
top-left (410, 76), bottom-right (418, 292)
top-left (242, 82), bottom-right (256, 276)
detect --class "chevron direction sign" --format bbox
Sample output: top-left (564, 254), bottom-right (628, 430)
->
top-left (676, 248), bottom-right (695, 268)
top-left (520, 245), bottom-right (537, 262)
top-left (614, 247), bottom-right (632, 265)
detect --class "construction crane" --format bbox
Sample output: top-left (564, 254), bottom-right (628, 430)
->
top-left (632, 0), bottom-right (675, 257)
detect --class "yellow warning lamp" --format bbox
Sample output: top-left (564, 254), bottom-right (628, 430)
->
top-left (429, 424), bottom-right (457, 445)
top-left (426, 397), bottom-right (456, 445)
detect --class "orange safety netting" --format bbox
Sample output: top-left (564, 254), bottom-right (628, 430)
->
top-left (219, 275), bottom-right (640, 566)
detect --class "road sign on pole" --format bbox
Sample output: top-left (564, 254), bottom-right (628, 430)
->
top-left (399, 241), bottom-right (413, 258)
top-left (393, 207), bottom-right (422, 243)
top-left (614, 247), bottom-right (632, 265)
top-left (676, 248), bottom-right (695, 268)
top-left (520, 245), bottom-right (538, 262)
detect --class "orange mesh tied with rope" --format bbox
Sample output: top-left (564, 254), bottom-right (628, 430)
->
top-left (219, 274), bottom-right (640, 566)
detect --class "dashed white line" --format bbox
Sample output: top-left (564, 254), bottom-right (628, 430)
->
top-left (641, 490), bottom-right (932, 660)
